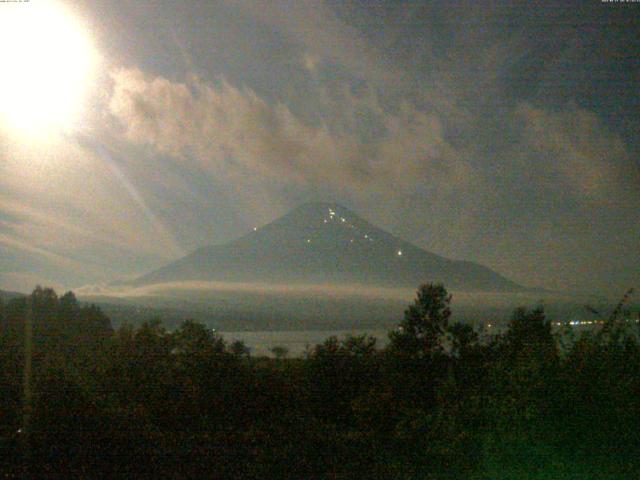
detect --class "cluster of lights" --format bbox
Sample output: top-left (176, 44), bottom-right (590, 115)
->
top-left (301, 208), bottom-right (406, 260)
top-left (251, 208), bottom-right (407, 262)
top-left (482, 318), bottom-right (640, 331)
top-left (249, 208), bottom-right (409, 263)
top-left (551, 320), bottom-right (602, 327)
top-left (552, 319), bottom-right (639, 327)
top-left (322, 208), bottom-right (375, 243)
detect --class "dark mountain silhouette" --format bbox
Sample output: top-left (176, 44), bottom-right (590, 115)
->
top-left (0, 289), bottom-right (25, 302)
top-left (131, 202), bottom-right (524, 292)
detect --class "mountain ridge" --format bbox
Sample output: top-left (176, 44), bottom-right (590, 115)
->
top-left (130, 202), bottom-right (524, 292)
top-left (0, 289), bottom-right (26, 302)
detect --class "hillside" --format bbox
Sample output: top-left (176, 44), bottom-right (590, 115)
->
top-left (131, 203), bottom-right (523, 292)
top-left (0, 289), bottom-right (25, 303)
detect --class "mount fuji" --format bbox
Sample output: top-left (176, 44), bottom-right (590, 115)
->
top-left (130, 203), bottom-right (523, 292)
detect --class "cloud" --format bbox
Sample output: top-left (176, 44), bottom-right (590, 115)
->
top-left (3, 0), bottom-right (637, 296)
top-left (516, 103), bottom-right (638, 206)
top-left (108, 67), bottom-right (476, 200)
top-left (224, 0), bottom-right (403, 88)
top-left (0, 272), bottom-right (66, 294)
top-left (74, 279), bottom-right (574, 307)
top-left (0, 232), bottom-right (82, 271)
top-left (303, 53), bottom-right (320, 74)
top-left (0, 130), bottom-right (187, 287)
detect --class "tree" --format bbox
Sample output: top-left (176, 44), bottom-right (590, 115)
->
top-left (448, 322), bottom-right (478, 358)
top-left (0, 296), bottom-right (5, 330)
top-left (389, 283), bottom-right (452, 358)
top-left (341, 334), bottom-right (377, 357)
top-left (229, 339), bottom-right (250, 358)
top-left (503, 307), bottom-right (556, 361)
top-left (172, 319), bottom-right (225, 356)
top-left (58, 291), bottom-right (78, 319)
top-left (270, 345), bottom-right (289, 360)
top-left (486, 307), bottom-right (558, 447)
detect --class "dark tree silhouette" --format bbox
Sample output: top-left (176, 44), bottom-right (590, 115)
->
top-left (1, 284), bottom-right (639, 478)
top-left (448, 322), bottom-right (478, 358)
top-left (270, 345), bottom-right (289, 359)
top-left (389, 283), bottom-right (451, 358)
top-left (229, 339), bottom-right (251, 357)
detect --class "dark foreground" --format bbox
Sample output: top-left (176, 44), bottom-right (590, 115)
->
top-left (1, 285), bottom-right (639, 479)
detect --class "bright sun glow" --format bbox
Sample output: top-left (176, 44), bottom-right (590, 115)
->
top-left (0, 1), bottom-right (97, 136)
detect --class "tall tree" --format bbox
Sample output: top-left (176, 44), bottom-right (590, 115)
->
top-left (389, 283), bottom-right (452, 358)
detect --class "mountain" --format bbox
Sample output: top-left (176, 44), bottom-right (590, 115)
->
top-left (130, 202), bottom-right (523, 292)
top-left (0, 289), bottom-right (25, 303)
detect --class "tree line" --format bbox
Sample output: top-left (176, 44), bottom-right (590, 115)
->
top-left (1, 284), bottom-right (639, 478)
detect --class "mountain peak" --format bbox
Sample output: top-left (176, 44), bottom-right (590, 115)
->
top-left (132, 203), bottom-right (524, 292)
top-left (289, 201), bottom-right (354, 218)
top-left (263, 202), bottom-right (367, 234)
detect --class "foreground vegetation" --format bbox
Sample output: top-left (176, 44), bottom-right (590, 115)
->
top-left (1, 285), bottom-right (639, 479)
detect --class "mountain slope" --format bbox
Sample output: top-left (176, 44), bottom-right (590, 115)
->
top-left (131, 202), bottom-right (523, 292)
top-left (0, 289), bottom-right (25, 302)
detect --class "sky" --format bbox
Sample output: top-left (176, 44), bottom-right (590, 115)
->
top-left (0, 0), bottom-right (638, 295)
